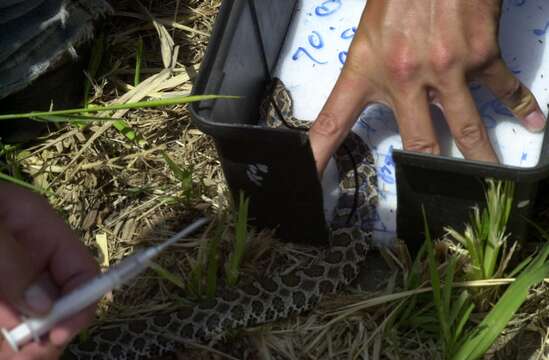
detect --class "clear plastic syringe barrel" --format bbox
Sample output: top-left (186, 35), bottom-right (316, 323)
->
top-left (2, 250), bottom-right (151, 351)
top-left (1, 217), bottom-right (208, 351)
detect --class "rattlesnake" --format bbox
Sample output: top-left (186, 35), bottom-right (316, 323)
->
top-left (61, 78), bottom-right (378, 360)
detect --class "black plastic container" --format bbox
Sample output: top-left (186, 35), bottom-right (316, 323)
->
top-left (190, 0), bottom-right (549, 250)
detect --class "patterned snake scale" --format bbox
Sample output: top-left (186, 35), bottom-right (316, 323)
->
top-left (61, 78), bottom-right (378, 360)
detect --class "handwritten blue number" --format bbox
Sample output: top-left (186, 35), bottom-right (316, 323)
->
top-left (338, 51), bottom-right (348, 65)
top-left (379, 147), bottom-right (395, 185)
top-left (308, 31), bottom-right (324, 49)
top-left (315, 0), bottom-right (342, 17)
top-left (341, 27), bottom-right (357, 40)
top-left (292, 47), bottom-right (327, 65)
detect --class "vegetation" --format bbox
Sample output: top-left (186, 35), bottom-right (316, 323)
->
top-left (1, 1), bottom-right (548, 359)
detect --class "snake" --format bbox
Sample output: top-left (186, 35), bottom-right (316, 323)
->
top-left (61, 78), bottom-right (378, 360)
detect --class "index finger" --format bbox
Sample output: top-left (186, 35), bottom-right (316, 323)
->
top-left (309, 52), bottom-right (375, 173)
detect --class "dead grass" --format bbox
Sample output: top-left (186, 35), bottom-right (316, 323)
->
top-left (7, 1), bottom-right (549, 359)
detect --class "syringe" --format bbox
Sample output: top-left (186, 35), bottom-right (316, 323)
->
top-left (1, 217), bottom-right (209, 352)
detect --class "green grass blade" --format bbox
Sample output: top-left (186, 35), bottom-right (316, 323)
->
top-left (507, 255), bottom-right (533, 278)
top-left (84, 34), bottom-right (105, 108)
top-left (452, 245), bottom-right (549, 360)
top-left (35, 114), bottom-right (145, 145)
top-left (405, 315), bottom-right (439, 328)
top-left (162, 152), bottom-right (194, 199)
top-left (34, 115), bottom-right (121, 123)
top-left (187, 258), bottom-right (203, 299)
top-left (453, 302), bottom-right (475, 347)
top-left (226, 192), bottom-right (250, 286)
top-left (162, 152), bottom-right (190, 183)
top-left (36, 115), bottom-right (144, 145)
top-left (112, 119), bottom-right (144, 144)
top-left (482, 180), bottom-right (514, 278)
top-left (522, 218), bottom-right (549, 270)
top-left (206, 223), bottom-right (224, 298)
top-left (135, 37), bottom-right (144, 86)
top-left (443, 256), bottom-right (457, 319)
top-left (406, 241), bottom-right (428, 289)
top-left (423, 208), bottom-right (452, 351)
top-left (0, 172), bottom-right (53, 196)
top-left (0, 95), bottom-right (239, 121)
top-left (150, 262), bottom-right (186, 290)
top-left (449, 290), bottom-right (470, 326)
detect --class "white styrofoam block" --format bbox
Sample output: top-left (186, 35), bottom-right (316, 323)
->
top-left (275, 0), bottom-right (548, 246)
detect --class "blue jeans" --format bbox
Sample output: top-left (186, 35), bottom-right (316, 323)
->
top-left (0, 0), bottom-right (111, 100)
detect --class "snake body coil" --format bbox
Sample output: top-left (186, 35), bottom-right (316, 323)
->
top-left (62, 79), bottom-right (378, 360)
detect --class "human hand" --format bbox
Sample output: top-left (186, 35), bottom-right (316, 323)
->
top-left (309, 0), bottom-right (545, 174)
top-left (0, 183), bottom-right (99, 360)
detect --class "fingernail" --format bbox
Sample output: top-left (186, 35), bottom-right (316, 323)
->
top-left (524, 110), bottom-right (546, 132)
top-left (24, 284), bottom-right (53, 314)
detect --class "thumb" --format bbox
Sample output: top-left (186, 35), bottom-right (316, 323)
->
top-left (0, 223), bottom-right (51, 316)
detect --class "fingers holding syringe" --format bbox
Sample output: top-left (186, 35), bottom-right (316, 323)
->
top-left (0, 339), bottom-right (62, 360)
top-left (0, 278), bottom-right (60, 360)
top-left (0, 270), bottom-right (81, 357)
top-left (0, 224), bottom-right (47, 316)
top-left (47, 236), bottom-right (99, 347)
top-left (0, 182), bottom-right (99, 349)
top-left (48, 301), bottom-right (97, 348)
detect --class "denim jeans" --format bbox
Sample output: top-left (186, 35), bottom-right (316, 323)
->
top-left (0, 0), bottom-right (111, 100)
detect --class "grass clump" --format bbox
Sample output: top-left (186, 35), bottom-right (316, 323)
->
top-left (389, 180), bottom-right (549, 359)
top-left (184, 192), bottom-right (250, 299)
top-left (162, 151), bottom-right (200, 203)
top-left (226, 192), bottom-right (250, 286)
top-left (445, 180), bottom-right (517, 309)
top-left (424, 214), bottom-right (475, 357)
top-left (446, 180), bottom-right (515, 280)
top-left (453, 240), bottom-right (549, 360)
top-left (185, 219), bottom-right (224, 300)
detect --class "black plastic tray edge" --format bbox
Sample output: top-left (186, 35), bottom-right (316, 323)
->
top-left (393, 147), bottom-right (549, 183)
top-left (190, 0), bottom-right (305, 142)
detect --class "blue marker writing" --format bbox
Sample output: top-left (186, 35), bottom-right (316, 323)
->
top-left (292, 47), bottom-right (328, 65)
top-left (308, 31), bottom-right (324, 49)
top-left (315, 0), bottom-right (342, 17)
top-left (341, 27), bottom-right (357, 40)
top-left (338, 51), bottom-right (348, 65)
top-left (533, 22), bottom-right (549, 36)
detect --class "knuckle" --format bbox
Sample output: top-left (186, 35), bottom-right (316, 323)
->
top-left (454, 123), bottom-right (487, 150)
top-left (499, 79), bottom-right (523, 103)
top-left (385, 46), bottom-right (420, 82)
top-left (430, 46), bottom-right (458, 74)
top-left (313, 111), bottom-right (340, 136)
top-left (403, 138), bottom-right (439, 154)
top-left (470, 40), bottom-right (500, 67)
